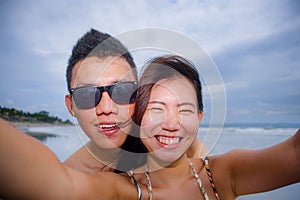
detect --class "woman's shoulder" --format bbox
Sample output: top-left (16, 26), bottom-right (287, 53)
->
top-left (99, 172), bottom-right (139, 199)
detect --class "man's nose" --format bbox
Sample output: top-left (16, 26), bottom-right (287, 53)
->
top-left (95, 92), bottom-right (117, 115)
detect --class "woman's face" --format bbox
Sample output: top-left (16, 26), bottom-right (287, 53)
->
top-left (140, 76), bottom-right (202, 164)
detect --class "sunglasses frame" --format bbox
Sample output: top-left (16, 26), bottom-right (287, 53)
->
top-left (69, 81), bottom-right (138, 109)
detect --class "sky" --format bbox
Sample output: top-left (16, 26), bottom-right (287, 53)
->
top-left (0, 0), bottom-right (300, 125)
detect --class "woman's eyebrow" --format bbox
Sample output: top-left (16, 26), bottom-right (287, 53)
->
top-left (179, 103), bottom-right (196, 108)
top-left (148, 101), bottom-right (166, 106)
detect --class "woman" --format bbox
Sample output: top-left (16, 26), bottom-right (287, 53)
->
top-left (0, 55), bottom-right (299, 199)
top-left (126, 55), bottom-right (300, 199)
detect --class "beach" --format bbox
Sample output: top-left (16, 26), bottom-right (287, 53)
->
top-left (16, 123), bottom-right (300, 199)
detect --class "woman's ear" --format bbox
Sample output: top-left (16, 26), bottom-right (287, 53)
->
top-left (65, 94), bottom-right (76, 117)
top-left (198, 111), bottom-right (203, 122)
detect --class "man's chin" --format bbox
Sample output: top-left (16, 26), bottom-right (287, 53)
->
top-left (93, 139), bottom-right (125, 150)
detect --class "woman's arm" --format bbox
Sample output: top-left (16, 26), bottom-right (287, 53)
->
top-left (212, 129), bottom-right (300, 198)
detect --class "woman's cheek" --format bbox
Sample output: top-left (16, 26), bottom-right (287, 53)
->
top-left (182, 116), bottom-right (199, 135)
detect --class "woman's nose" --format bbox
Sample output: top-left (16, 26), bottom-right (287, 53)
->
top-left (162, 111), bottom-right (181, 131)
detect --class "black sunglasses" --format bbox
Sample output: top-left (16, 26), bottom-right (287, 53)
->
top-left (69, 81), bottom-right (137, 109)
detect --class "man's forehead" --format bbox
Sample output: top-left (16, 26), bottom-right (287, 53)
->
top-left (78, 56), bottom-right (130, 70)
top-left (71, 56), bottom-right (135, 86)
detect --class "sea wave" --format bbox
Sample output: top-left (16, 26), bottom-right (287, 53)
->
top-left (26, 125), bottom-right (76, 136)
top-left (24, 124), bottom-right (299, 137)
top-left (198, 126), bottom-right (297, 136)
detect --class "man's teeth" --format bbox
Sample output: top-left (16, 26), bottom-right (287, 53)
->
top-left (98, 124), bottom-right (117, 129)
top-left (157, 136), bottom-right (180, 145)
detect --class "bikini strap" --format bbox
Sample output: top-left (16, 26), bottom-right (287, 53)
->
top-left (127, 170), bottom-right (142, 200)
top-left (202, 156), bottom-right (221, 200)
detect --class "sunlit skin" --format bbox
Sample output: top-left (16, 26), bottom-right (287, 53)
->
top-left (0, 55), bottom-right (299, 199)
top-left (140, 77), bottom-right (203, 168)
top-left (132, 76), bottom-right (210, 199)
top-left (66, 56), bottom-right (136, 149)
top-left (64, 56), bottom-right (207, 173)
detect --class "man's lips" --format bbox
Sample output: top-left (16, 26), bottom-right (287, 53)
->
top-left (96, 123), bottom-right (120, 135)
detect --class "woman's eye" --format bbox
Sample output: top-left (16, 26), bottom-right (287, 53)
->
top-left (180, 109), bottom-right (194, 114)
top-left (150, 107), bottom-right (163, 112)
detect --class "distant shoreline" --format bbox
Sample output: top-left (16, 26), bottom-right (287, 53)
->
top-left (11, 121), bottom-right (72, 129)
top-left (10, 121), bottom-right (73, 137)
top-left (0, 106), bottom-right (72, 125)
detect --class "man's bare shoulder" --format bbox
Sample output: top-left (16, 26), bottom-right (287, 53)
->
top-left (63, 144), bottom-right (106, 174)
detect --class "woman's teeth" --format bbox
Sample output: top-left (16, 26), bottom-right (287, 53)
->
top-left (156, 136), bottom-right (180, 145)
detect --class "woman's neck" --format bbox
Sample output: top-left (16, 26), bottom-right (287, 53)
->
top-left (146, 154), bottom-right (191, 186)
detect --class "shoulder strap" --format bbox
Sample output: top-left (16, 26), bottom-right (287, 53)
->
top-left (202, 156), bottom-right (221, 200)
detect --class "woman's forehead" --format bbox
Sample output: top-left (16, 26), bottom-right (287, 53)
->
top-left (150, 77), bottom-right (197, 104)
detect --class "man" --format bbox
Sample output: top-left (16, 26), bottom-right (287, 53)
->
top-left (64, 29), bottom-right (139, 173)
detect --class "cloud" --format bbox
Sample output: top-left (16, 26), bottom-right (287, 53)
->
top-left (232, 109), bottom-right (251, 115)
top-left (0, 0), bottom-right (299, 123)
top-left (224, 81), bottom-right (249, 92)
top-left (5, 99), bottom-right (14, 106)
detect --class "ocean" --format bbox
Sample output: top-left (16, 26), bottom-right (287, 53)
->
top-left (26, 124), bottom-right (300, 199)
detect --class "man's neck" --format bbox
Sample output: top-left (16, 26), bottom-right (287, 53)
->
top-left (86, 141), bottom-right (120, 167)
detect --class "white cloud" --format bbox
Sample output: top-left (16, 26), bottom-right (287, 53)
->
top-left (5, 99), bottom-right (14, 106)
top-left (5, 0), bottom-right (298, 61)
top-left (232, 109), bottom-right (251, 115)
top-left (224, 81), bottom-right (249, 91)
top-left (1, 0), bottom-right (299, 123)
top-left (256, 101), bottom-right (270, 107)
top-left (33, 47), bottom-right (51, 56)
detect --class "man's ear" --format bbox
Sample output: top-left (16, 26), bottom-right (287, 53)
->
top-left (65, 94), bottom-right (76, 117)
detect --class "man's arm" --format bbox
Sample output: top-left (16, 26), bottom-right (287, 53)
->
top-left (0, 118), bottom-right (129, 199)
top-left (0, 118), bottom-right (75, 199)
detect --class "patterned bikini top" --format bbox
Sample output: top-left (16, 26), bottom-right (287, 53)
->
top-left (126, 157), bottom-right (221, 200)
top-left (202, 156), bottom-right (221, 200)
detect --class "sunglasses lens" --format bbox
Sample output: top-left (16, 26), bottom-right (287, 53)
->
top-left (71, 82), bottom-right (137, 109)
top-left (72, 86), bottom-right (101, 109)
top-left (110, 82), bottom-right (137, 104)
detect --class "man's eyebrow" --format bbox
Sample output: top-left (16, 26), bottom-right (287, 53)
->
top-left (112, 78), bottom-right (135, 84)
top-left (75, 78), bottom-right (133, 87)
top-left (111, 78), bottom-right (125, 83)
top-left (75, 82), bottom-right (97, 87)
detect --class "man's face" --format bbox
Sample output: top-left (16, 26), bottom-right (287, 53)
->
top-left (66, 56), bottom-right (136, 149)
